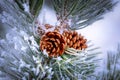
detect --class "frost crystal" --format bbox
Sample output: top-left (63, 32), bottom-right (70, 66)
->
top-left (21, 46), bottom-right (27, 51)
top-left (43, 49), bottom-right (48, 57)
top-left (22, 3), bottom-right (30, 13)
top-left (0, 0), bottom-right (105, 79)
top-left (55, 57), bottom-right (63, 61)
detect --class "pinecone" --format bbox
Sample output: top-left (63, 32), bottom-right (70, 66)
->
top-left (40, 31), bottom-right (66, 57)
top-left (62, 30), bottom-right (87, 50)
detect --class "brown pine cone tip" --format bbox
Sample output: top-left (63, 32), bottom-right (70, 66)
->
top-left (45, 24), bottom-right (53, 29)
top-left (62, 30), bottom-right (87, 50)
top-left (54, 26), bottom-right (60, 32)
top-left (40, 31), bottom-right (66, 57)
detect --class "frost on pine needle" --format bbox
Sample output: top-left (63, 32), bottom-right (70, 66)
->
top-left (25, 36), bottom-right (39, 52)
top-left (22, 3), bottom-right (30, 13)
top-left (98, 44), bottom-right (120, 80)
top-left (0, 0), bottom-right (114, 80)
top-left (0, 11), bottom-right (100, 79)
top-left (53, 56), bottom-right (63, 61)
top-left (43, 49), bottom-right (49, 57)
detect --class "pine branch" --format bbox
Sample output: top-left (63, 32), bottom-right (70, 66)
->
top-left (14, 0), bottom-right (43, 20)
top-left (29, 0), bottom-right (43, 18)
top-left (52, 0), bottom-right (117, 30)
top-left (0, 0), bottom-right (102, 79)
top-left (99, 44), bottom-right (120, 80)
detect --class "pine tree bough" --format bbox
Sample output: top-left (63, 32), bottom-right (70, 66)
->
top-left (52, 0), bottom-right (116, 30)
top-left (0, 0), bottom-right (117, 80)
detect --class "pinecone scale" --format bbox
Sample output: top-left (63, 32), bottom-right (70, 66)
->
top-left (62, 30), bottom-right (87, 50)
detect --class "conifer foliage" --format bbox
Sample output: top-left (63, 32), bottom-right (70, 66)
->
top-left (52, 0), bottom-right (116, 30)
top-left (0, 0), bottom-right (116, 80)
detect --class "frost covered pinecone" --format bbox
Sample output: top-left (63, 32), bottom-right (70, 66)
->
top-left (40, 31), bottom-right (66, 57)
top-left (62, 30), bottom-right (87, 50)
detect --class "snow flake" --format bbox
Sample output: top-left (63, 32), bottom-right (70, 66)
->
top-left (43, 49), bottom-right (48, 57)
top-left (19, 59), bottom-right (26, 68)
top-left (29, 36), bottom-right (39, 47)
top-left (53, 56), bottom-right (62, 61)
top-left (21, 46), bottom-right (27, 51)
top-left (36, 65), bottom-right (40, 75)
top-left (47, 68), bottom-right (52, 73)
top-left (14, 43), bottom-right (18, 50)
top-left (77, 19), bottom-right (88, 24)
top-left (45, 66), bottom-right (49, 69)
top-left (22, 77), bottom-right (26, 80)
top-left (31, 67), bottom-right (36, 73)
top-left (22, 3), bottom-right (30, 13)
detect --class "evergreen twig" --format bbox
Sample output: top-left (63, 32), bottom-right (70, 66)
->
top-left (52, 0), bottom-right (117, 30)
